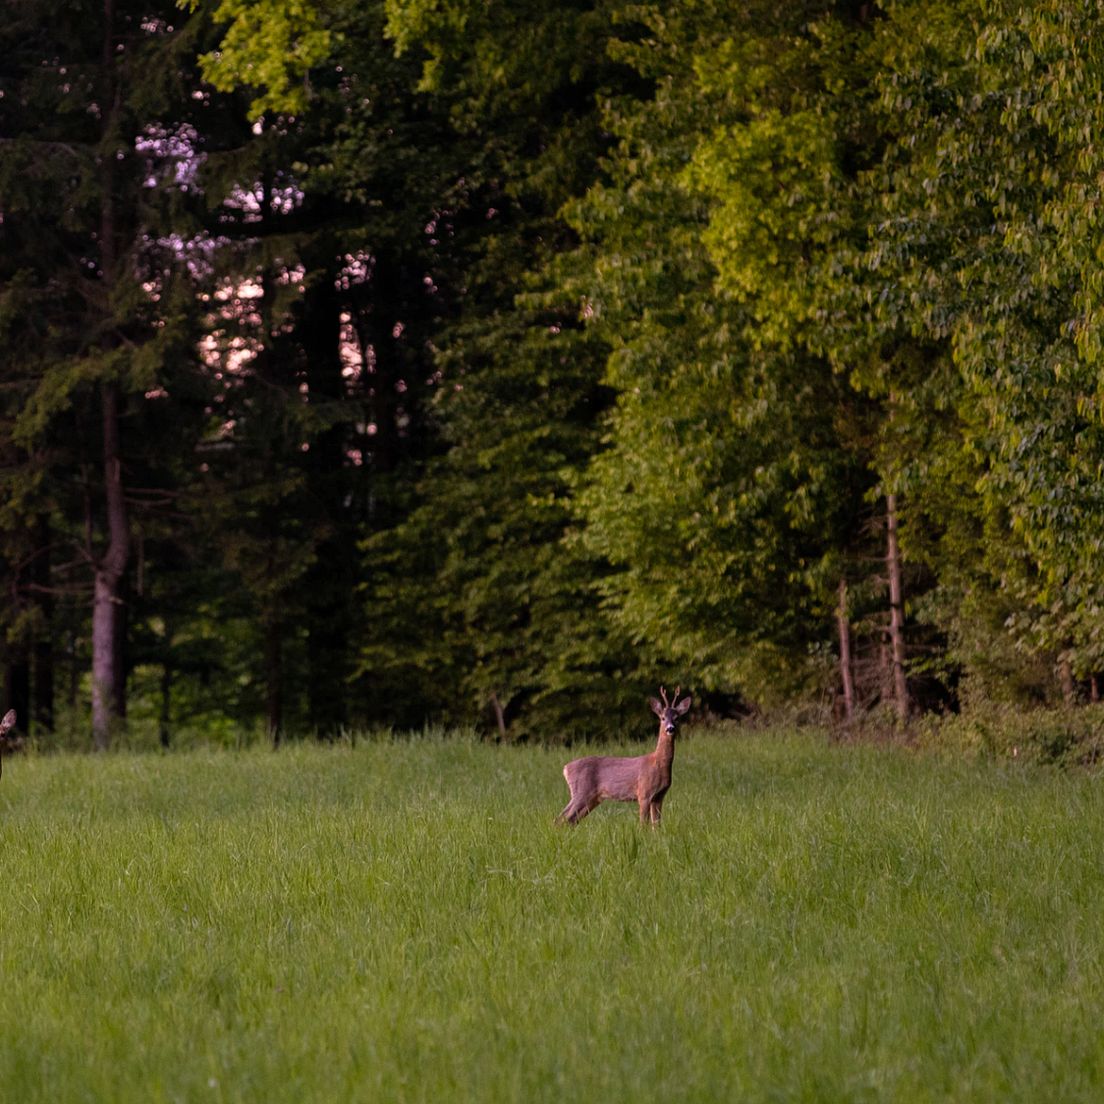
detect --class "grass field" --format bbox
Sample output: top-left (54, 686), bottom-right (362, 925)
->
top-left (1, 728), bottom-right (1103, 1102)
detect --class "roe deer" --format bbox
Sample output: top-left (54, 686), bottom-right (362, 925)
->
top-left (0, 709), bottom-right (15, 779)
top-left (557, 687), bottom-right (691, 826)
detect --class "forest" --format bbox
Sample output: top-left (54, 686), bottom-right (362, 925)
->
top-left (3, 0), bottom-right (1103, 747)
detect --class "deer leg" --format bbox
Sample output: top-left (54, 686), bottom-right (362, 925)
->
top-left (557, 795), bottom-right (595, 825)
top-left (557, 777), bottom-right (581, 825)
top-left (649, 799), bottom-right (662, 827)
top-left (556, 803), bottom-right (581, 826)
top-left (571, 797), bottom-right (600, 824)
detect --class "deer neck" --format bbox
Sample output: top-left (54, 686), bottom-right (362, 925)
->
top-left (653, 726), bottom-right (675, 765)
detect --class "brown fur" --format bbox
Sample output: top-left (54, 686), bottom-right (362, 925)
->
top-left (556, 690), bottom-right (689, 826)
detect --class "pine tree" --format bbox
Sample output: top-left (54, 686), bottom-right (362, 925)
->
top-left (0, 0), bottom-right (219, 744)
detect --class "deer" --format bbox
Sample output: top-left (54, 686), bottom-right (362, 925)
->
top-left (556, 686), bottom-right (691, 826)
top-left (0, 710), bottom-right (15, 779)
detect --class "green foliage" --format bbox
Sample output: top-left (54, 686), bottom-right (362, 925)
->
top-left (563, 2), bottom-right (881, 705)
top-left (360, 270), bottom-right (652, 740)
top-left (355, 0), bottom-right (657, 738)
top-left (921, 703), bottom-right (1104, 770)
top-left (386, 0), bottom-right (618, 124)
top-left (12, 0), bottom-right (1104, 735)
top-left (862, 0), bottom-right (1104, 691)
top-left (0, 0), bottom-right (231, 741)
top-left (179, 0), bottom-right (335, 116)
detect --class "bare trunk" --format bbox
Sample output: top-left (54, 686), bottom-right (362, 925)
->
top-left (159, 661), bottom-right (172, 749)
top-left (885, 493), bottom-right (909, 724)
top-left (265, 616), bottom-right (283, 746)
top-left (1058, 656), bottom-right (1076, 706)
top-left (303, 257), bottom-right (352, 738)
top-left (113, 570), bottom-right (129, 720)
top-left (90, 7), bottom-right (128, 749)
top-left (836, 577), bottom-right (855, 722)
top-left (489, 692), bottom-right (507, 740)
top-left (32, 517), bottom-right (54, 735)
top-left (91, 574), bottom-right (117, 747)
top-left (91, 384), bottom-right (129, 750)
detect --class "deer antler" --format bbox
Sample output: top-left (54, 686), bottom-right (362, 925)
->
top-left (558, 689), bottom-right (689, 827)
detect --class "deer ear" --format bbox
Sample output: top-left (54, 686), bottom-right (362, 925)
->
top-left (674, 696), bottom-right (692, 715)
top-left (649, 698), bottom-right (664, 717)
top-left (0, 709), bottom-right (15, 734)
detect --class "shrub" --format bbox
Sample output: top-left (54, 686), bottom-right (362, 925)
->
top-left (918, 704), bottom-right (1104, 769)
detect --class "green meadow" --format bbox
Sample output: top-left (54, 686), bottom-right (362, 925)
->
top-left (2, 730), bottom-right (1103, 1103)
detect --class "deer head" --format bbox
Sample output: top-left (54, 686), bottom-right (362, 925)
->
top-left (649, 685), bottom-right (691, 736)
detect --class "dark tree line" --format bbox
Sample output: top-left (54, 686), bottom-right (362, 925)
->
top-left (3, 0), bottom-right (1103, 746)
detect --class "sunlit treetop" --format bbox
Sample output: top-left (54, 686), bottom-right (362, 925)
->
top-left (177, 0), bottom-right (337, 116)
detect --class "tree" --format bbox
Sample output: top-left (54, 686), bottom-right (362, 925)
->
top-left (358, 0), bottom-right (655, 738)
top-left (0, 0), bottom-right (217, 745)
top-left (862, 0), bottom-right (1104, 703)
top-left (555, 3), bottom-right (889, 712)
top-left (158, 1), bottom-right (468, 738)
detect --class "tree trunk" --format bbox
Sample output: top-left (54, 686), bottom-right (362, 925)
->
top-left (363, 252), bottom-right (403, 481)
top-left (32, 516), bottom-right (54, 735)
top-left (159, 661), bottom-right (172, 749)
top-left (489, 692), bottom-right (508, 740)
top-left (302, 252), bottom-right (351, 737)
top-left (885, 493), bottom-right (909, 724)
top-left (265, 614), bottom-right (283, 746)
top-left (836, 577), bottom-right (855, 722)
top-left (878, 639), bottom-right (892, 703)
top-left (91, 383), bottom-right (130, 749)
top-left (91, 8), bottom-right (128, 749)
top-left (1058, 656), bottom-right (1076, 706)
top-left (113, 569), bottom-right (129, 720)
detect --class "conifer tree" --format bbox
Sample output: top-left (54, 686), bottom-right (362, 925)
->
top-left (0, 1), bottom-right (216, 744)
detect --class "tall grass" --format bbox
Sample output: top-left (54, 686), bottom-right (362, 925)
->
top-left (1, 730), bottom-right (1102, 1102)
